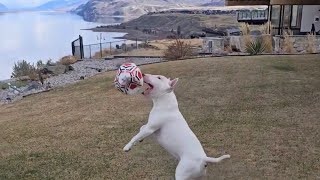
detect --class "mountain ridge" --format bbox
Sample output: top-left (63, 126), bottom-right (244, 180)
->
top-left (73, 0), bottom-right (225, 22)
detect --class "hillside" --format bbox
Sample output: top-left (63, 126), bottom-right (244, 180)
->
top-left (73, 0), bottom-right (224, 22)
top-left (0, 55), bottom-right (319, 179)
top-left (35, 0), bottom-right (87, 11)
top-left (122, 13), bottom-right (236, 31)
top-left (92, 13), bottom-right (237, 40)
top-left (0, 3), bottom-right (7, 11)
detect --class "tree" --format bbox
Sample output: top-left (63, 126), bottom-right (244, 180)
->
top-left (36, 60), bottom-right (44, 69)
top-left (177, 25), bottom-right (181, 37)
top-left (164, 39), bottom-right (193, 60)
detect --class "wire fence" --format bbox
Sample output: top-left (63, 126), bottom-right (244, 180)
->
top-left (72, 36), bottom-right (140, 59)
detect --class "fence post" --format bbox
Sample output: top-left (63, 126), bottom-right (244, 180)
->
top-left (110, 42), bottom-right (112, 55)
top-left (124, 40), bottom-right (127, 52)
top-left (136, 38), bottom-right (138, 49)
top-left (71, 41), bottom-right (75, 56)
top-left (100, 42), bottom-right (102, 58)
top-left (79, 35), bottom-right (84, 59)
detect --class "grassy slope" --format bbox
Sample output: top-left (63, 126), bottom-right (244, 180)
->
top-left (0, 55), bottom-right (319, 179)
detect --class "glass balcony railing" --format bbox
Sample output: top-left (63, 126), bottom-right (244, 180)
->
top-left (237, 10), bottom-right (269, 21)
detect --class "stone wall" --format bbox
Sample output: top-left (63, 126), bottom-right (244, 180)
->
top-left (225, 35), bottom-right (320, 54)
top-left (274, 36), bottom-right (320, 53)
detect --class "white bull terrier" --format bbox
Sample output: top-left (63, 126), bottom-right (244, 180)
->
top-left (123, 74), bottom-right (230, 180)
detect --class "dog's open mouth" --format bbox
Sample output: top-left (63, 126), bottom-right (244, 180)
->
top-left (142, 81), bottom-right (153, 95)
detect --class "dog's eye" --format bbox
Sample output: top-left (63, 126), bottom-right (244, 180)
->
top-left (158, 77), bottom-right (161, 80)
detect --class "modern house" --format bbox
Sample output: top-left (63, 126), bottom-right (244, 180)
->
top-left (226, 0), bottom-right (320, 35)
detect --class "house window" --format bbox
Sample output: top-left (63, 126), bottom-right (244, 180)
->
top-left (271, 5), bottom-right (281, 28)
top-left (291, 5), bottom-right (298, 27)
top-left (283, 5), bottom-right (292, 28)
top-left (292, 5), bottom-right (303, 29)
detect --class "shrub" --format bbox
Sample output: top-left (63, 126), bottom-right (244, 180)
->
top-left (224, 45), bottom-right (233, 53)
top-left (259, 22), bottom-right (273, 53)
top-left (12, 60), bottom-right (37, 78)
top-left (259, 21), bottom-right (273, 35)
top-left (59, 55), bottom-right (78, 65)
top-left (36, 60), bottom-right (44, 69)
top-left (245, 39), bottom-right (266, 55)
top-left (164, 39), bottom-right (193, 60)
top-left (240, 23), bottom-right (251, 36)
top-left (282, 30), bottom-right (295, 53)
top-left (46, 59), bottom-right (56, 66)
top-left (306, 33), bottom-right (317, 53)
top-left (240, 23), bottom-right (252, 50)
top-left (262, 35), bottom-right (273, 53)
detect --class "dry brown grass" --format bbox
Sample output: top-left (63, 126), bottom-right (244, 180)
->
top-left (93, 49), bottom-right (118, 58)
top-left (282, 30), bottom-right (295, 53)
top-left (260, 22), bottom-right (273, 53)
top-left (262, 35), bottom-right (273, 53)
top-left (117, 48), bottom-right (165, 57)
top-left (224, 45), bottom-right (233, 53)
top-left (59, 55), bottom-right (78, 65)
top-left (240, 23), bottom-right (252, 50)
top-left (240, 23), bottom-right (250, 36)
top-left (150, 39), bottom-right (203, 50)
top-left (306, 33), bottom-right (317, 53)
top-left (0, 55), bottom-right (320, 179)
top-left (259, 21), bottom-right (272, 35)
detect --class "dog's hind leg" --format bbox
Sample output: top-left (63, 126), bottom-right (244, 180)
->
top-left (175, 159), bottom-right (198, 180)
top-left (139, 125), bottom-right (146, 142)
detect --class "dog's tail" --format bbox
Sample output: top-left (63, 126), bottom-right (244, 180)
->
top-left (204, 155), bottom-right (230, 163)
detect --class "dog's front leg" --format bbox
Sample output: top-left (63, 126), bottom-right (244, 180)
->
top-left (123, 125), bottom-right (157, 152)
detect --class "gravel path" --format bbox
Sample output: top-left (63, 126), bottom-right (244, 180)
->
top-left (45, 57), bottom-right (163, 88)
top-left (0, 57), bottom-right (164, 105)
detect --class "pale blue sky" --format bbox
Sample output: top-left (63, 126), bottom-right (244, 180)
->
top-left (0, 0), bottom-right (53, 8)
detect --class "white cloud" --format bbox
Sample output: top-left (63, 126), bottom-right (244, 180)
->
top-left (0, 0), bottom-right (51, 8)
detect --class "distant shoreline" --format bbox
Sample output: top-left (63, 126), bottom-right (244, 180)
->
top-left (86, 27), bottom-right (161, 41)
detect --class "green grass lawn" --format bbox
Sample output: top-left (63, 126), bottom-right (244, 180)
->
top-left (0, 55), bottom-right (319, 179)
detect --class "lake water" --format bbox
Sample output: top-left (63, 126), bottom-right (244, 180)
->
top-left (0, 11), bottom-right (125, 80)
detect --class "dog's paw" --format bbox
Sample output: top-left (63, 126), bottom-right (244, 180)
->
top-left (123, 144), bottom-right (132, 152)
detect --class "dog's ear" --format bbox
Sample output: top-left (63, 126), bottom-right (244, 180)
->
top-left (170, 78), bottom-right (179, 89)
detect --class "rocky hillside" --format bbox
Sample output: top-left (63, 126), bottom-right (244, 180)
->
top-left (0, 3), bottom-right (7, 11)
top-left (73, 0), bottom-right (224, 22)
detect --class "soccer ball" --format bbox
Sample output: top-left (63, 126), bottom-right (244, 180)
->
top-left (114, 63), bottom-right (144, 95)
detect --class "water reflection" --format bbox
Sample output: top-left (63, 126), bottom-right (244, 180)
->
top-left (0, 12), bottom-right (125, 80)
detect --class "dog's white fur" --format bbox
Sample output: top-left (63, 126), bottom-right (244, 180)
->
top-left (123, 74), bottom-right (230, 180)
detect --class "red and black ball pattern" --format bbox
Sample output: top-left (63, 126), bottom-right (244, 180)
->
top-left (114, 63), bottom-right (143, 94)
